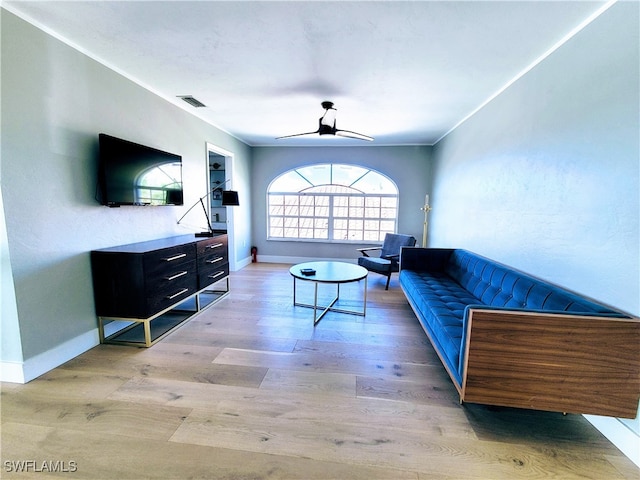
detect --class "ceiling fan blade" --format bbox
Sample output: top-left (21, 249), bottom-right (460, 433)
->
top-left (335, 129), bottom-right (374, 141)
top-left (275, 130), bottom-right (319, 139)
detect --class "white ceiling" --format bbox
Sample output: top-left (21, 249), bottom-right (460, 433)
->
top-left (4, 1), bottom-right (612, 146)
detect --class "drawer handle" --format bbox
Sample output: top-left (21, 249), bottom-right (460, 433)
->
top-left (163, 253), bottom-right (187, 262)
top-left (208, 271), bottom-right (225, 280)
top-left (165, 271), bottom-right (188, 281)
top-left (166, 288), bottom-right (189, 300)
top-left (207, 243), bottom-right (224, 249)
top-left (206, 257), bottom-right (224, 264)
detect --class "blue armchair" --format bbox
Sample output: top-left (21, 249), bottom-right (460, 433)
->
top-left (357, 233), bottom-right (417, 289)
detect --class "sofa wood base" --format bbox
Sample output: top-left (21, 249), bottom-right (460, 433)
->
top-left (404, 290), bottom-right (640, 418)
top-left (461, 309), bottom-right (640, 418)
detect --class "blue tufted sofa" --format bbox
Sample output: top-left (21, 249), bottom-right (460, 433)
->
top-left (399, 248), bottom-right (640, 418)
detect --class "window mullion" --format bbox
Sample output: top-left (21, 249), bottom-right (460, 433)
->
top-left (328, 194), bottom-right (334, 240)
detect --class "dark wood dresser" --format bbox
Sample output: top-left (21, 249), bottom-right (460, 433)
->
top-left (91, 233), bottom-right (229, 346)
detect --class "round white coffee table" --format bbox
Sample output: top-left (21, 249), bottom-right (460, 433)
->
top-left (289, 261), bottom-right (368, 325)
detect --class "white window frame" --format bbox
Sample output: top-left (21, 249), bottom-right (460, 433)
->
top-left (267, 164), bottom-right (399, 243)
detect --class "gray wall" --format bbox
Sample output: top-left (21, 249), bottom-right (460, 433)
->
top-left (429, 1), bottom-right (639, 316)
top-left (428, 1), bottom-right (639, 439)
top-left (1, 10), bottom-right (252, 369)
top-left (251, 146), bottom-right (432, 261)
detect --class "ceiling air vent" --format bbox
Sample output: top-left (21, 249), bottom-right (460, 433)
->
top-left (178, 95), bottom-right (206, 108)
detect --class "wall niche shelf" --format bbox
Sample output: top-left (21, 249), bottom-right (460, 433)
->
top-left (209, 157), bottom-right (227, 230)
top-left (91, 234), bottom-right (229, 347)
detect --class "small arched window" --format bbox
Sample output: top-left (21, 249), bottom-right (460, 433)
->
top-left (267, 164), bottom-right (399, 242)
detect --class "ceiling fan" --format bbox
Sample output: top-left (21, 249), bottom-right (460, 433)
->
top-left (276, 101), bottom-right (374, 141)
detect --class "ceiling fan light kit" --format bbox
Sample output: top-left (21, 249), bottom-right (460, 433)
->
top-left (277, 101), bottom-right (373, 141)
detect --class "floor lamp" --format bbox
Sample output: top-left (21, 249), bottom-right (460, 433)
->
top-left (420, 194), bottom-right (432, 248)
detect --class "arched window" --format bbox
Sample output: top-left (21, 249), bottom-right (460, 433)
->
top-left (135, 162), bottom-right (182, 205)
top-left (267, 164), bottom-right (399, 242)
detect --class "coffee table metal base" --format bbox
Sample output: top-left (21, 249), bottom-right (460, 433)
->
top-left (293, 278), bottom-right (367, 325)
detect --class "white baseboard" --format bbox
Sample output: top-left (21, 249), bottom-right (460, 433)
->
top-left (0, 329), bottom-right (99, 384)
top-left (584, 414), bottom-right (640, 467)
top-left (234, 255), bottom-right (253, 270)
top-left (254, 255), bottom-right (358, 265)
top-left (0, 361), bottom-right (26, 384)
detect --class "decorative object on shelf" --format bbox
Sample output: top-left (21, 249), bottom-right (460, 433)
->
top-left (177, 179), bottom-right (240, 237)
top-left (276, 101), bottom-right (373, 141)
top-left (420, 193), bottom-right (432, 248)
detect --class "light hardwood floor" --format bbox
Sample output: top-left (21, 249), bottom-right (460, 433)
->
top-left (2, 263), bottom-right (638, 479)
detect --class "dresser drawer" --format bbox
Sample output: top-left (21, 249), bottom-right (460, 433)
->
top-left (201, 252), bottom-right (227, 271)
top-left (198, 263), bottom-right (229, 289)
top-left (144, 243), bottom-right (196, 279)
top-left (145, 259), bottom-right (197, 293)
top-left (197, 236), bottom-right (227, 262)
top-left (146, 273), bottom-right (198, 316)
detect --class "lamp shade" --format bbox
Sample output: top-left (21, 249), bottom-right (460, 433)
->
top-left (221, 190), bottom-right (240, 206)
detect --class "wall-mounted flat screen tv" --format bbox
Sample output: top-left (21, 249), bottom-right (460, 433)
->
top-left (96, 133), bottom-right (183, 207)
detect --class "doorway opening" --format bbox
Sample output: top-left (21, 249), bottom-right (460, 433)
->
top-left (206, 143), bottom-right (236, 271)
